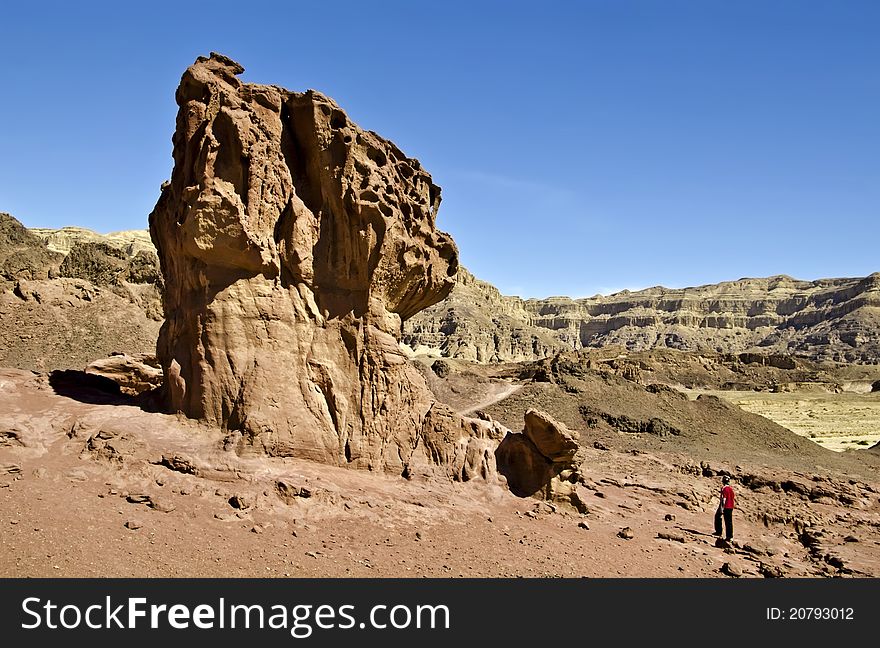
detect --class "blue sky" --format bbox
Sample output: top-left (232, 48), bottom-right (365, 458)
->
top-left (1, 1), bottom-right (877, 297)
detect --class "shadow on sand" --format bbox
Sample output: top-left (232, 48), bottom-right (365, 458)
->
top-left (48, 370), bottom-right (141, 407)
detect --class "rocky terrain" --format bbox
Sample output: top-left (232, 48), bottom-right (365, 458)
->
top-left (0, 212), bottom-right (162, 371)
top-left (2, 358), bottom-right (878, 578)
top-left (406, 271), bottom-right (880, 364)
top-left (1, 53), bottom-right (878, 579)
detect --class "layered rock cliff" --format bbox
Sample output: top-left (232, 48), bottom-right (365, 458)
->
top-left (405, 272), bottom-right (880, 364)
top-left (31, 226), bottom-right (155, 258)
top-left (402, 267), bottom-right (562, 362)
top-left (149, 53), bottom-right (497, 479)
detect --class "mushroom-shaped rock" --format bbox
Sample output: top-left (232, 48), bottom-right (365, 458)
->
top-left (148, 53), bottom-right (489, 480)
top-left (523, 408), bottom-right (583, 463)
top-left (495, 409), bottom-right (586, 501)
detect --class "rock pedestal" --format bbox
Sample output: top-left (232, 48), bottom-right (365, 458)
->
top-left (150, 53), bottom-right (491, 479)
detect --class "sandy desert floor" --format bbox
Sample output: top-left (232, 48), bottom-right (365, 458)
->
top-left (704, 390), bottom-right (880, 452)
top-left (2, 367), bottom-right (879, 578)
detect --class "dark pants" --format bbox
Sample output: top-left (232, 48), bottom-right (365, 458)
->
top-left (714, 508), bottom-right (733, 540)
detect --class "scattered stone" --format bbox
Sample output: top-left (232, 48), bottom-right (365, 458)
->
top-left (741, 543), bottom-right (767, 557)
top-left (843, 535), bottom-right (859, 543)
top-left (124, 520), bottom-right (143, 530)
top-left (431, 360), bottom-right (450, 378)
top-left (228, 495), bottom-right (250, 510)
top-left (569, 487), bottom-right (591, 515)
top-left (664, 513), bottom-right (676, 522)
top-left (824, 553), bottom-right (846, 570)
top-left (275, 481), bottom-right (312, 504)
top-left (251, 525), bottom-right (264, 534)
top-left (657, 532), bottom-right (685, 543)
top-left (617, 527), bottom-right (634, 540)
top-left (720, 562), bottom-right (742, 578)
top-left (148, 497), bottom-right (176, 513)
top-left (158, 454), bottom-right (198, 475)
top-left (758, 563), bottom-right (784, 578)
top-left (126, 493), bottom-right (151, 504)
top-left (578, 521), bottom-right (590, 531)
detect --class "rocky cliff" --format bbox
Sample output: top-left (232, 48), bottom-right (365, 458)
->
top-left (0, 212), bottom-right (162, 370)
top-left (149, 53), bottom-right (498, 480)
top-left (31, 226), bottom-right (155, 257)
top-left (402, 267), bottom-right (562, 362)
top-left (405, 272), bottom-right (880, 364)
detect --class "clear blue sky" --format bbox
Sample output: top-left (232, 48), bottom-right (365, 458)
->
top-left (1, 1), bottom-right (877, 298)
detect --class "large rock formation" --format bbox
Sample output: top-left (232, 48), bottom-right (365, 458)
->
top-left (495, 409), bottom-right (587, 504)
top-left (149, 53), bottom-right (495, 479)
top-left (406, 272), bottom-right (880, 364)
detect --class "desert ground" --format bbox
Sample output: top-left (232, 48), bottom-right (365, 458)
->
top-left (2, 353), bottom-right (879, 579)
top-left (700, 390), bottom-right (880, 452)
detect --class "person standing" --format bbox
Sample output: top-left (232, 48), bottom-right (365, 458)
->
top-left (713, 475), bottom-right (735, 541)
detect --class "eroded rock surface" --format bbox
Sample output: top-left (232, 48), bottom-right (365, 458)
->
top-left (149, 53), bottom-right (493, 479)
top-left (496, 409), bottom-right (586, 503)
top-left (406, 271), bottom-right (880, 364)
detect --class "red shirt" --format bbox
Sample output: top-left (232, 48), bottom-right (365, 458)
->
top-left (721, 485), bottom-right (735, 509)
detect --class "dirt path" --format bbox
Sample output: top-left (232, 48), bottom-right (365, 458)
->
top-left (457, 383), bottom-right (522, 416)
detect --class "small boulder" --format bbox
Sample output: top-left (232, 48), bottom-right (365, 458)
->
top-left (720, 562), bottom-right (742, 578)
top-left (148, 496), bottom-right (176, 513)
top-left (617, 527), bottom-right (634, 540)
top-left (431, 360), bottom-right (451, 378)
top-left (523, 409), bottom-right (583, 464)
top-left (228, 494), bottom-right (250, 510)
top-left (758, 562), bottom-right (784, 578)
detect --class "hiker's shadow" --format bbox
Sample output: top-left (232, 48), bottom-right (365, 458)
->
top-left (679, 527), bottom-right (716, 539)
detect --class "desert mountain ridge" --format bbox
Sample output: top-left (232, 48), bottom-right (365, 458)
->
top-left (404, 266), bottom-right (880, 365)
top-left (3, 212), bottom-right (878, 367)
